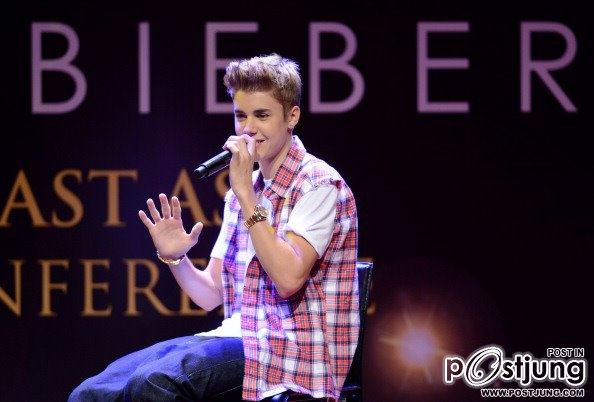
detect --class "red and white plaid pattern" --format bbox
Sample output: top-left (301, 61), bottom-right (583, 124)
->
top-left (220, 136), bottom-right (359, 401)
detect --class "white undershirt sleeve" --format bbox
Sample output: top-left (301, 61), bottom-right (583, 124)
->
top-left (284, 184), bottom-right (338, 259)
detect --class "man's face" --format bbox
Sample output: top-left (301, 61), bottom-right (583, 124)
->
top-left (232, 90), bottom-right (298, 165)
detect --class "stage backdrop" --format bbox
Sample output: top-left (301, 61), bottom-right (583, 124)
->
top-left (1, 1), bottom-right (592, 401)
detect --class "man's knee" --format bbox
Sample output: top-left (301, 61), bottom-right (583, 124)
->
top-left (67, 385), bottom-right (85, 402)
top-left (125, 367), bottom-right (176, 400)
top-left (68, 378), bottom-right (103, 402)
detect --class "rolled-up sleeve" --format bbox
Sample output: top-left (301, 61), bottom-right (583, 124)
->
top-left (284, 184), bottom-right (338, 258)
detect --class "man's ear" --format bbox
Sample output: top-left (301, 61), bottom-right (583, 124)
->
top-left (288, 105), bottom-right (300, 129)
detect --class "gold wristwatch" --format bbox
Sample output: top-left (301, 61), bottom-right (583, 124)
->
top-left (244, 204), bottom-right (268, 229)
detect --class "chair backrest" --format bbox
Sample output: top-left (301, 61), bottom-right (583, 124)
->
top-left (343, 261), bottom-right (374, 387)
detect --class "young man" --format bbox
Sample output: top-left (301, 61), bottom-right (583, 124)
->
top-left (69, 54), bottom-right (358, 401)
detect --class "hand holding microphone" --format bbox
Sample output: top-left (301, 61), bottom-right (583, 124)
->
top-left (194, 135), bottom-right (257, 209)
top-left (193, 135), bottom-right (256, 179)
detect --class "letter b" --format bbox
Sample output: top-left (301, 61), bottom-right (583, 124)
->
top-left (31, 22), bottom-right (87, 114)
top-left (309, 22), bottom-right (365, 113)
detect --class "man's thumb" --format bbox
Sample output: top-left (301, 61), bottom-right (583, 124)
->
top-left (189, 222), bottom-right (204, 243)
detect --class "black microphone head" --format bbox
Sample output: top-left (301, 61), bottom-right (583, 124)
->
top-left (194, 165), bottom-right (208, 179)
top-left (193, 149), bottom-right (232, 179)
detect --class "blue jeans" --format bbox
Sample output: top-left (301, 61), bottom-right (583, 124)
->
top-left (68, 336), bottom-right (244, 401)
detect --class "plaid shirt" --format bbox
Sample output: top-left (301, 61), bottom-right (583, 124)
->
top-left (220, 136), bottom-right (359, 401)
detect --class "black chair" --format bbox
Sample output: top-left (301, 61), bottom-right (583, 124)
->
top-left (269, 261), bottom-right (374, 402)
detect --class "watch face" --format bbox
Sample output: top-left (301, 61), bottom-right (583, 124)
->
top-left (257, 205), bottom-right (268, 218)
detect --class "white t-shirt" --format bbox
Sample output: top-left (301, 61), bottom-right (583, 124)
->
top-left (197, 180), bottom-right (338, 338)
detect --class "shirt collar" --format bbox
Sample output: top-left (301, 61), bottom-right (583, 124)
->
top-left (254, 135), bottom-right (306, 199)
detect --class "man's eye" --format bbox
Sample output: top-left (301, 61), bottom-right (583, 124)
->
top-left (236, 114), bottom-right (246, 120)
top-left (257, 114), bottom-right (269, 119)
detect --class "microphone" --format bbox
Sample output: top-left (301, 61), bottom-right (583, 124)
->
top-left (194, 150), bottom-right (232, 179)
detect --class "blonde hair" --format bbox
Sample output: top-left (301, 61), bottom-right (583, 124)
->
top-left (223, 53), bottom-right (302, 117)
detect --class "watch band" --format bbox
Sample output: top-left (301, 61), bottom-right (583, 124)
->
top-left (244, 204), bottom-right (268, 229)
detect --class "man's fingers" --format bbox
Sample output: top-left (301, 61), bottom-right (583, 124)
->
top-left (226, 142), bottom-right (240, 155)
top-left (147, 198), bottom-right (161, 222)
top-left (189, 222), bottom-right (204, 243)
top-left (236, 137), bottom-right (255, 160)
top-left (237, 137), bottom-right (248, 154)
top-left (171, 196), bottom-right (182, 219)
top-left (159, 193), bottom-right (171, 219)
top-left (138, 210), bottom-right (153, 229)
top-left (224, 137), bottom-right (241, 153)
top-left (243, 134), bottom-right (256, 157)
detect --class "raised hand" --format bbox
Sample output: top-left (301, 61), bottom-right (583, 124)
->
top-left (138, 193), bottom-right (203, 259)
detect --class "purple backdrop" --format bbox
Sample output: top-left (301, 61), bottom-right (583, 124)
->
top-left (1, 1), bottom-right (592, 401)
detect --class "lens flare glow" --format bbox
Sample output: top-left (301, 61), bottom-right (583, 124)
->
top-left (399, 328), bottom-right (437, 366)
top-left (378, 309), bottom-right (448, 387)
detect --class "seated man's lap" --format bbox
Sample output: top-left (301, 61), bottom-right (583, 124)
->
top-left (69, 336), bottom-right (244, 401)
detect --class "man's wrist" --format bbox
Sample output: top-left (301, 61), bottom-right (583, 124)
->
top-left (244, 204), bottom-right (269, 229)
top-left (237, 191), bottom-right (257, 214)
top-left (156, 251), bottom-right (186, 266)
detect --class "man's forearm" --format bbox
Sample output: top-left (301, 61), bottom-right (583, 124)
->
top-left (167, 257), bottom-right (223, 311)
top-left (239, 196), bottom-right (312, 298)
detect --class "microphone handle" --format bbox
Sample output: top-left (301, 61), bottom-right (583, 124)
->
top-left (194, 150), bottom-right (232, 179)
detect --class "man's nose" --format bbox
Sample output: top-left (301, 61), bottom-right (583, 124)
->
top-left (242, 117), bottom-right (257, 135)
